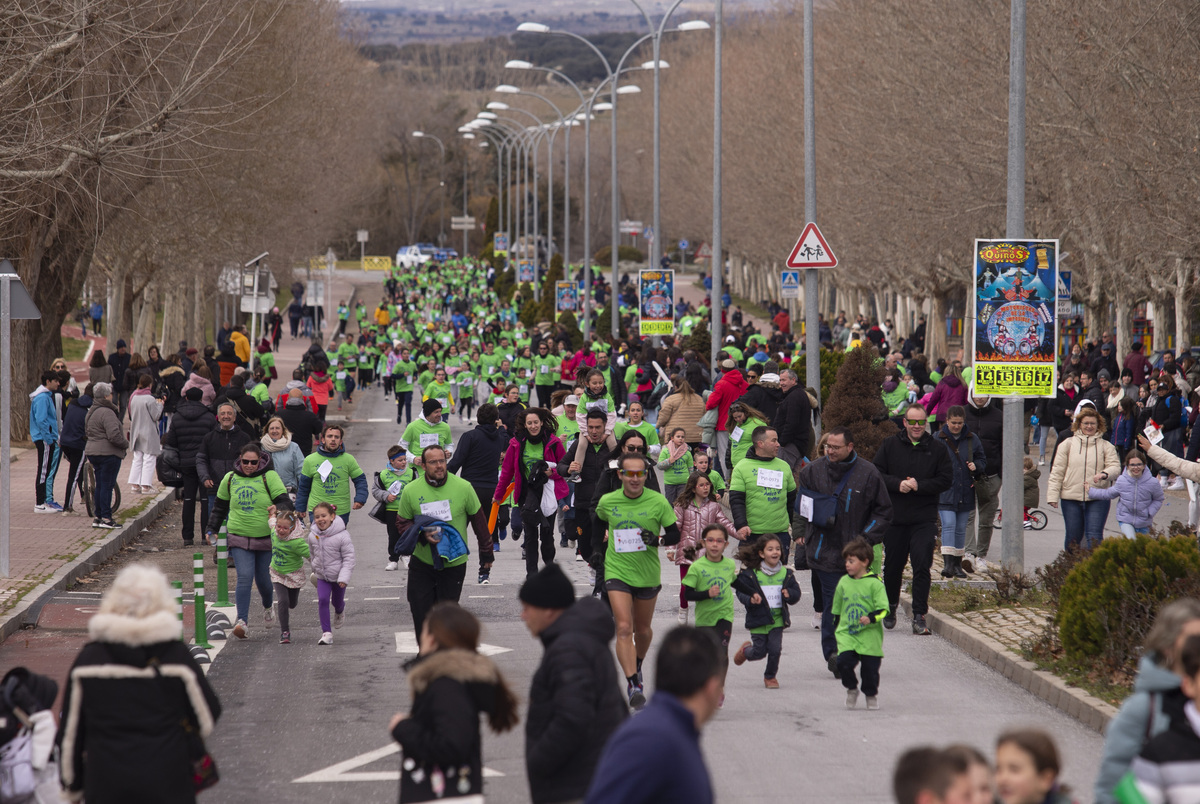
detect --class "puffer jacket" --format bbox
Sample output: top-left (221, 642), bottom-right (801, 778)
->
top-left (671, 499), bottom-right (735, 566)
top-left (60, 395), bottom-right (92, 451)
top-left (196, 426), bottom-right (251, 486)
top-left (494, 433), bottom-right (567, 505)
top-left (1086, 468), bottom-right (1164, 528)
top-left (162, 400), bottom-right (216, 465)
top-left (1046, 431), bottom-right (1120, 504)
top-left (657, 390), bottom-right (706, 443)
top-left (933, 424), bottom-right (986, 512)
top-left (82, 398), bottom-right (128, 458)
top-left (1023, 467), bottom-right (1041, 508)
top-left (1145, 441), bottom-right (1200, 484)
top-left (307, 516), bottom-right (356, 584)
top-left (705, 369), bottom-right (749, 431)
top-left (740, 377), bottom-right (783, 424)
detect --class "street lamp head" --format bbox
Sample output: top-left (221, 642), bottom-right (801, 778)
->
top-left (616, 85), bottom-right (643, 95)
top-left (677, 20), bottom-right (711, 31)
top-left (516, 22), bottom-right (550, 33)
top-left (640, 60), bottom-right (669, 70)
top-left (461, 133), bottom-right (476, 139)
top-left (412, 131), bottom-right (425, 137)
top-left (495, 84), bottom-right (521, 94)
top-left (592, 102), bottom-right (613, 111)
top-left (505, 60), bottom-right (534, 70)
top-left (486, 101), bottom-right (509, 110)
top-left (574, 112), bottom-right (593, 120)
top-left (476, 111), bottom-right (498, 120)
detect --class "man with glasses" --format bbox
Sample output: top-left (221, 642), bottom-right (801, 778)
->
top-left (797, 426), bottom-right (892, 674)
top-left (396, 445), bottom-right (494, 637)
top-left (873, 403), bottom-right (953, 635)
top-left (596, 452), bottom-right (680, 711)
top-left (296, 425), bottom-right (368, 525)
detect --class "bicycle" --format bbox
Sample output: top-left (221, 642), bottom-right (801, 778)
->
top-left (993, 507), bottom-right (1047, 530)
top-left (79, 461), bottom-right (123, 520)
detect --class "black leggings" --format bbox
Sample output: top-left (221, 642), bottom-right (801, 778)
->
top-left (273, 584), bottom-right (300, 632)
top-left (523, 510), bottom-right (558, 576)
top-left (61, 445), bottom-right (86, 510)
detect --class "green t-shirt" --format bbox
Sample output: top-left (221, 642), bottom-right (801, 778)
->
top-left (750, 566), bottom-right (787, 634)
top-left (300, 451), bottom-right (365, 514)
top-left (658, 449), bottom-right (694, 485)
top-left (534, 355), bottom-right (560, 386)
top-left (271, 531), bottom-right (310, 574)
top-left (217, 470), bottom-right (287, 539)
top-left (424, 381), bottom-right (455, 409)
top-left (832, 572), bottom-right (889, 657)
top-left (480, 353), bottom-right (503, 377)
top-left (557, 415), bottom-right (579, 444)
top-left (392, 359), bottom-right (417, 392)
top-left (707, 470), bottom-right (726, 495)
top-left (682, 556), bottom-right (737, 627)
top-left (730, 418), bottom-right (768, 466)
top-left (380, 466), bottom-right (418, 512)
top-left (396, 474), bottom-right (482, 568)
top-left (596, 488), bottom-right (677, 589)
top-left (400, 418), bottom-right (453, 458)
top-left (614, 420), bottom-right (660, 448)
top-left (729, 457), bottom-right (797, 533)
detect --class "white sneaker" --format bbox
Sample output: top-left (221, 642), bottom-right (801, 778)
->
top-left (1037, 458), bottom-right (1045, 466)
top-left (677, 607), bottom-right (687, 624)
top-left (976, 557), bottom-right (990, 573)
top-left (33, 504), bottom-right (51, 514)
top-left (318, 631), bottom-right (333, 645)
top-left (1170, 479), bottom-right (1186, 491)
top-left (845, 689), bottom-right (859, 709)
top-left (401, 556), bottom-right (410, 568)
top-left (866, 696), bottom-right (880, 710)
top-left (575, 552), bottom-right (584, 562)
top-left (232, 620), bottom-right (248, 639)
top-left (385, 561), bottom-right (399, 571)
top-left (811, 612), bottom-right (822, 630)
top-left (333, 610), bottom-right (345, 629)
top-left (264, 606), bottom-right (274, 625)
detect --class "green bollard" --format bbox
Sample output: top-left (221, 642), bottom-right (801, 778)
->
top-left (215, 527), bottom-right (230, 607)
top-left (172, 581), bottom-right (184, 640)
top-left (193, 553), bottom-right (213, 650)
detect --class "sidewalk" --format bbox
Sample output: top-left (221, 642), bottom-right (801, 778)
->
top-left (0, 269), bottom-right (371, 645)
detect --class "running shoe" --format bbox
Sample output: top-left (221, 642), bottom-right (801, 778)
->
top-left (866, 696), bottom-right (880, 710)
top-left (883, 611), bottom-right (897, 630)
top-left (733, 641), bottom-right (751, 666)
top-left (318, 631), bottom-right (333, 645)
top-left (279, 631), bottom-right (291, 644)
top-left (764, 678), bottom-right (780, 689)
top-left (264, 606), bottom-right (275, 625)
top-left (333, 611), bottom-right (344, 629)
top-left (627, 682), bottom-right (646, 711)
top-left (811, 612), bottom-right (822, 629)
top-left (677, 607), bottom-right (687, 624)
top-left (846, 689), bottom-right (859, 709)
top-left (97, 518), bottom-right (118, 529)
top-left (478, 572), bottom-right (490, 585)
top-left (44, 501), bottom-right (63, 512)
top-left (232, 620), bottom-right (248, 639)
top-left (912, 615), bottom-right (932, 636)
top-left (33, 504), bottom-right (51, 514)
top-left (385, 561), bottom-right (399, 571)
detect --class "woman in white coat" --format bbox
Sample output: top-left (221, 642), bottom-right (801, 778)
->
top-left (126, 374), bottom-right (164, 494)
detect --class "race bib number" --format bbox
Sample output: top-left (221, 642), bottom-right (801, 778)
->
top-left (613, 528), bottom-right (646, 554)
top-left (336, 371), bottom-right (347, 380)
top-left (540, 365), bottom-right (548, 374)
top-left (419, 433), bottom-right (440, 448)
top-left (518, 386), bottom-right (528, 395)
top-left (730, 426), bottom-right (744, 442)
top-left (757, 468), bottom-right (784, 490)
top-left (799, 495), bottom-right (815, 521)
top-left (587, 398), bottom-right (608, 412)
top-left (359, 356), bottom-right (369, 364)
top-left (388, 480), bottom-right (403, 495)
top-left (420, 500), bottom-right (452, 521)
top-left (762, 584), bottom-right (783, 609)
top-left (405, 374), bottom-right (413, 384)
top-left (488, 366), bottom-right (496, 375)
top-left (437, 398), bottom-right (449, 410)
top-left (317, 460), bottom-right (334, 482)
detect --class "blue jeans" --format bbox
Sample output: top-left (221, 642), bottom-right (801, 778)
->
top-left (938, 509), bottom-right (970, 553)
top-left (815, 568), bottom-right (845, 662)
top-left (44, 443), bottom-right (62, 505)
top-left (230, 546), bottom-right (273, 623)
top-left (88, 454), bottom-right (121, 520)
top-left (1118, 522), bottom-right (1149, 539)
top-left (1059, 499), bottom-right (1110, 551)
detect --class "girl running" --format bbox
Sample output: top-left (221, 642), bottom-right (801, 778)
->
top-left (306, 502), bottom-right (356, 646)
top-left (669, 473), bottom-right (734, 623)
top-left (679, 523), bottom-right (737, 701)
top-left (658, 427), bottom-right (693, 504)
top-left (268, 507), bottom-right (310, 644)
top-left (732, 534), bottom-right (801, 688)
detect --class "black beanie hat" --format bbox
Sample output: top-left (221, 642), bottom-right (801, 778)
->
top-left (423, 398), bottom-right (442, 417)
top-left (518, 563), bottom-right (575, 609)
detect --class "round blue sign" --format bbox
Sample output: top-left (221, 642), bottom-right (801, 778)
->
top-left (679, 239), bottom-right (689, 250)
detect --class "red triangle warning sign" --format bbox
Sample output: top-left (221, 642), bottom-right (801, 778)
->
top-left (786, 222), bottom-right (838, 269)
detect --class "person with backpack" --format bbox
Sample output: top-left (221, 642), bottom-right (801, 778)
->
top-left (213, 373), bottom-right (264, 437)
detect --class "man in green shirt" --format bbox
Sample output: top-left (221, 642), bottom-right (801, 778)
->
top-left (337, 301), bottom-right (350, 336)
top-left (595, 452), bottom-right (681, 710)
top-left (296, 425), bottom-right (369, 523)
top-left (396, 444), bottom-right (494, 637)
top-left (392, 348), bottom-right (418, 425)
top-left (400, 399), bottom-right (454, 462)
top-left (729, 426), bottom-right (798, 561)
top-left (533, 341), bottom-right (560, 408)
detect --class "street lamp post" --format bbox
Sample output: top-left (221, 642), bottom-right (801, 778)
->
top-left (1, 262), bottom-right (42, 578)
top-left (711, 0), bottom-right (723, 371)
top-left (460, 132), bottom-right (474, 256)
top-left (412, 131), bottom-right (447, 247)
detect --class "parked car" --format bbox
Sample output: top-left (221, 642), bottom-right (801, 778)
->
top-left (395, 244), bottom-right (438, 268)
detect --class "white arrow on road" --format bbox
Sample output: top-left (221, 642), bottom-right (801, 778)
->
top-left (294, 743), bottom-right (505, 783)
top-left (394, 631), bottom-right (512, 657)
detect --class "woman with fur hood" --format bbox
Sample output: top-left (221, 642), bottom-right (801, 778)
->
top-left (390, 602), bottom-right (518, 803)
top-left (57, 564), bottom-right (221, 804)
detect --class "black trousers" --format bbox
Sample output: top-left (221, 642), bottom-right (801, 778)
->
top-left (60, 445), bottom-right (86, 510)
top-left (180, 467), bottom-right (209, 543)
top-left (34, 441), bottom-right (53, 506)
top-left (386, 516), bottom-right (402, 562)
top-left (523, 510), bottom-right (558, 576)
top-left (536, 385), bottom-right (554, 407)
top-left (837, 650), bottom-right (882, 696)
top-left (576, 510), bottom-right (599, 567)
top-left (882, 519), bottom-right (937, 616)
top-left (407, 558), bottom-right (467, 638)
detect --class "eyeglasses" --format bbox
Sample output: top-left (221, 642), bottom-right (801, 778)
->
top-left (241, 459), bottom-right (260, 466)
top-left (1127, 462), bottom-right (1145, 469)
top-left (619, 469), bottom-right (647, 479)
top-left (625, 446), bottom-right (646, 453)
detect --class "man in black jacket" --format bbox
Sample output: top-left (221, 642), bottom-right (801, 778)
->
top-left (278, 389), bottom-right (323, 456)
top-left (872, 403), bottom-right (954, 635)
top-left (107, 340), bottom-right (131, 419)
top-left (774, 369), bottom-right (813, 471)
top-left (557, 409), bottom-right (614, 582)
top-left (448, 403), bottom-right (507, 551)
top-left (196, 403), bottom-right (251, 522)
top-left (213, 373), bottom-right (264, 437)
top-left (963, 390), bottom-right (1004, 572)
top-left (521, 564), bottom-right (627, 804)
top-left (163, 387), bottom-right (217, 545)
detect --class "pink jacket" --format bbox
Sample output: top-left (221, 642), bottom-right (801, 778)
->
top-left (671, 499), bottom-right (735, 565)
top-left (494, 433), bottom-right (568, 504)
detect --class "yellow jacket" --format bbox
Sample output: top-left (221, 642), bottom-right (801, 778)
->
top-left (230, 330), bottom-right (250, 364)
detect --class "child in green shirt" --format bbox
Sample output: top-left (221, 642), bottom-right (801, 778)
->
top-left (334, 361), bottom-right (354, 411)
top-left (692, 450), bottom-right (726, 501)
top-left (268, 508), bottom-right (310, 644)
top-left (679, 523), bottom-right (737, 692)
top-left (832, 537), bottom-right (889, 710)
top-left (732, 534), bottom-right (801, 689)
top-left (658, 427), bottom-right (694, 504)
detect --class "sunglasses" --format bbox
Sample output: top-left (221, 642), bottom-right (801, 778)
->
top-left (619, 470), bottom-right (647, 479)
top-left (241, 459), bottom-right (259, 466)
top-left (625, 446), bottom-right (646, 453)
top-left (904, 419), bottom-right (925, 426)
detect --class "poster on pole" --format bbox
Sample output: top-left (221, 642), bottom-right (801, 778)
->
top-left (555, 281), bottom-right (578, 313)
top-left (518, 261), bottom-right (535, 283)
top-left (972, 239), bottom-right (1059, 397)
top-left (639, 269), bottom-right (675, 336)
top-left (494, 232), bottom-right (508, 256)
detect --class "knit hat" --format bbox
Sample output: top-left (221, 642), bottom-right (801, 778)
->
top-left (720, 359), bottom-right (736, 370)
top-left (184, 387), bottom-right (203, 401)
top-left (185, 348), bottom-right (198, 357)
top-left (518, 563), bottom-right (575, 609)
top-left (116, 339), bottom-right (127, 349)
top-left (423, 398), bottom-right (442, 417)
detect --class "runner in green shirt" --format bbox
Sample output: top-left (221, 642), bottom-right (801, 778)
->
top-left (533, 342), bottom-right (560, 407)
top-left (400, 400), bottom-right (454, 462)
top-left (680, 524), bottom-right (737, 685)
top-left (614, 402), bottom-right (660, 449)
top-left (729, 427), bottom-right (798, 556)
top-left (595, 452), bottom-right (680, 710)
top-left (832, 537), bottom-right (889, 707)
top-left (296, 426), bottom-right (368, 521)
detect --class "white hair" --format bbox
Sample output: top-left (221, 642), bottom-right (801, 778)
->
top-left (98, 563), bottom-right (176, 620)
top-left (92, 382), bottom-right (112, 399)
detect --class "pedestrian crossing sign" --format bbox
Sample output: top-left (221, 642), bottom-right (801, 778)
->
top-left (781, 270), bottom-right (801, 299)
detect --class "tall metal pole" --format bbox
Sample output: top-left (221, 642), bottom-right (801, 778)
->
top-left (463, 151), bottom-right (469, 257)
top-left (650, 32), bottom-right (663, 275)
top-left (803, 0), bottom-right (820, 416)
top-left (248, 263), bottom-right (260, 373)
top-left (610, 78), bottom-right (620, 338)
top-left (533, 130), bottom-right (541, 300)
top-left (1001, 0), bottom-right (1027, 572)
top-left (1, 276), bottom-right (10, 577)
top-left (582, 109), bottom-right (593, 338)
top-left (710, 0), bottom-right (723, 371)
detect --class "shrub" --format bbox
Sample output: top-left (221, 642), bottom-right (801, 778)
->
top-left (820, 345), bottom-right (895, 460)
top-left (683, 320), bottom-right (711, 358)
top-left (557, 311), bottom-right (583, 351)
top-left (1056, 535), bottom-right (1200, 671)
top-left (593, 245), bottom-right (644, 264)
top-left (794, 348), bottom-right (845, 409)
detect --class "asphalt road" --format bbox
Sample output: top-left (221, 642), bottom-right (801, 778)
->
top-left (199, 385), bottom-right (1106, 804)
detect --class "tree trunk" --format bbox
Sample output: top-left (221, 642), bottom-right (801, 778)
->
top-left (927, 290), bottom-right (948, 365)
top-left (1114, 295), bottom-right (1131, 365)
top-left (1151, 296), bottom-right (1168, 353)
top-left (1174, 257), bottom-right (1188, 354)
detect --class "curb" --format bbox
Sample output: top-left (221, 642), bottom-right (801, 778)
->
top-left (0, 489), bottom-right (177, 646)
top-left (899, 595), bottom-right (1117, 733)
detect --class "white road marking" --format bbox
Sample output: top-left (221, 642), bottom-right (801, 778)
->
top-left (364, 597), bottom-right (402, 601)
top-left (395, 631), bottom-right (510, 656)
top-left (293, 743), bottom-right (505, 783)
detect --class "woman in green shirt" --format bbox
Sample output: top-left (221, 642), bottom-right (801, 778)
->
top-left (727, 401), bottom-right (769, 473)
top-left (615, 402), bottom-right (661, 451)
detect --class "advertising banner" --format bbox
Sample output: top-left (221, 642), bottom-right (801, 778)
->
top-left (518, 261), bottom-right (535, 283)
top-left (639, 269), bottom-right (675, 336)
top-left (972, 239), bottom-right (1059, 397)
top-left (555, 281), bottom-right (578, 313)
top-left (494, 232), bottom-right (509, 256)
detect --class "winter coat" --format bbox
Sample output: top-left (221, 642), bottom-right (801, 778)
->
top-left (773, 383), bottom-right (814, 457)
top-left (56, 604), bottom-right (221, 804)
top-left (213, 386), bottom-right (263, 437)
top-left (1112, 412), bottom-right (1136, 451)
top-left (88, 364), bottom-right (114, 387)
top-left (1095, 656), bottom-right (1189, 804)
top-left (1050, 386), bottom-right (1079, 433)
top-left (671, 499), bottom-right (735, 565)
top-left (732, 566), bottom-right (801, 630)
top-left (162, 400), bottom-right (216, 466)
top-left (447, 422), bottom-right (507, 487)
top-left (798, 452), bottom-right (893, 573)
top-left (740, 378), bottom-right (783, 424)
top-left (230, 330), bottom-right (250, 364)
top-left (181, 374), bottom-right (216, 409)
top-left (657, 390), bottom-right (706, 443)
top-left (925, 374), bottom-right (968, 421)
top-left (261, 437), bottom-right (305, 490)
top-left (964, 393), bottom-right (1004, 476)
top-left (157, 365), bottom-right (187, 414)
top-left (127, 391), bottom-right (164, 454)
top-left (495, 433), bottom-right (567, 505)
top-left (1087, 468), bottom-right (1164, 528)
top-left (497, 400), bottom-right (526, 433)
top-left (83, 398), bottom-right (128, 458)
top-left (392, 649), bottom-right (509, 803)
top-left (1023, 468), bottom-right (1041, 508)
top-left (933, 424), bottom-right (986, 512)
top-left (307, 516), bottom-right (356, 584)
top-left (873, 431), bottom-right (954, 525)
top-left (216, 343), bottom-right (242, 387)
top-left (196, 425), bottom-right (251, 486)
top-left (526, 598), bottom-right (628, 804)
top-left (683, 359), bottom-right (710, 395)
top-left (705, 369), bottom-right (749, 431)
top-left (557, 436), bottom-right (616, 508)
top-left (278, 402), bottom-right (323, 456)
top-left (60, 395), bottom-right (92, 451)
top-left (29, 385), bottom-right (59, 442)
top-left (1046, 432), bottom-right (1120, 504)
top-left (1146, 441), bottom-right (1200, 484)
top-left (1130, 706), bottom-right (1200, 804)
top-left (107, 351), bottom-right (131, 393)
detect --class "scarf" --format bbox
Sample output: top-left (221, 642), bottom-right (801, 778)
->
top-left (261, 432), bottom-right (293, 453)
top-left (132, 387), bottom-right (152, 397)
top-left (760, 561), bottom-right (783, 577)
top-left (667, 440), bottom-right (689, 464)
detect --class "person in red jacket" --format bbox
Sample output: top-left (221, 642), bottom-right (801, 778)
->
top-left (705, 360), bottom-right (749, 478)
